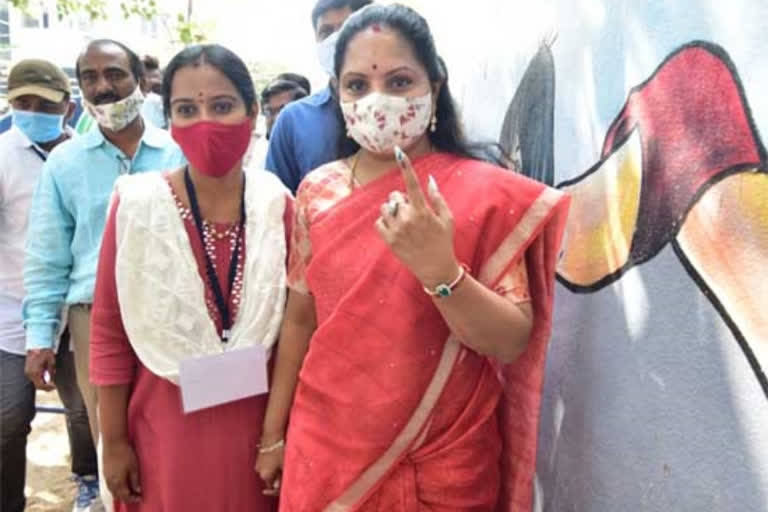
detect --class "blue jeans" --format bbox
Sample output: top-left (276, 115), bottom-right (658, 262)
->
top-left (0, 331), bottom-right (97, 512)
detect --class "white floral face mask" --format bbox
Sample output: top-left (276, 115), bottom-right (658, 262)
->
top-left (341, 91), bottom-right (432, 154)
top-left (83, 85), bottom-right (145, 132)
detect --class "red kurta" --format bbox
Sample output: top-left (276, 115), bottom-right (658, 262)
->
top-left (90, 177), bottom-right (291, 512)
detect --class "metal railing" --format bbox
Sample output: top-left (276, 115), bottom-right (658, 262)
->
top-left (37, 404), bottom-right (67, 414)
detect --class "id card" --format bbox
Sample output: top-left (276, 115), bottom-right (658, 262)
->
top-left (179, 345), bottom-right (268, 414)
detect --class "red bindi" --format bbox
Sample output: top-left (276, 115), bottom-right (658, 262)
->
top-left (372, 23), bottom-right (382, 32)
top-left (372, 64), bottom-right (378, 70)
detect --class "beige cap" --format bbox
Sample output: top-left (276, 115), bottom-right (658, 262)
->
top-left (8, 59), bottom-right (71, 103)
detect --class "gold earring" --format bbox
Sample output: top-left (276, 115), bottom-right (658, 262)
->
top-left (430, 114), bottom-right (437, 133)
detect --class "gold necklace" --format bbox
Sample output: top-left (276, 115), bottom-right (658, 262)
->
top-left (347, 144), bottom-right (435, 189)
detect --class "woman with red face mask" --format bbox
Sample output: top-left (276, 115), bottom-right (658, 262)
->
top-left (89, 45), bottom-right (289, 511)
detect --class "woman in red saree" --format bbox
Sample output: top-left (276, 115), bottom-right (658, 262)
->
top-left (255, 5), bottom-right (569, 511)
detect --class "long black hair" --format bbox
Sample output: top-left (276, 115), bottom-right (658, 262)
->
top-left (162, 44), bottom-right (256, 120)
top-left (333, 3), bottom-right (501, 163)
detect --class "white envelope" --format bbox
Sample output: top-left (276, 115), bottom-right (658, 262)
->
top-left (179, 345), bottom-right (268, 414)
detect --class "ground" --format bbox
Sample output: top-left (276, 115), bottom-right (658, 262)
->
top-left (25, 390), bottom-right (75, 512)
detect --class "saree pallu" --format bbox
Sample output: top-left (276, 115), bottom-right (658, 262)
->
top-left (281, 153), bottom-right (569, 511)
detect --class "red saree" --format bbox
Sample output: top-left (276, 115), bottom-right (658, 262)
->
top-left (281, 153), bottom-right (569, 511)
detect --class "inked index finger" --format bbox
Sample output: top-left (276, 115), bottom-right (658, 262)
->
top-left (394, 145), bottom-right (427, 209)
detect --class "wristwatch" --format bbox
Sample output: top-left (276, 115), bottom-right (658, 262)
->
top-left (423, 264), bottom-right (468, 298)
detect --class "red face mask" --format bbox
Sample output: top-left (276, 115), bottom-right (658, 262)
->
top-left (171, 118), bottom-right (253, 178)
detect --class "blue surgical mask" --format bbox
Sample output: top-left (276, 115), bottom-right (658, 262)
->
top-left (12, 110), bottom-right (65, 143)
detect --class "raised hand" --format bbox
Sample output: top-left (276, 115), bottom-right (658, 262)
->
top-left (375, 146), bottom-right (461, 289)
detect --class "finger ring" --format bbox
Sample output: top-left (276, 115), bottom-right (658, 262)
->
top-left (387, 199), bottom-right (399, 217)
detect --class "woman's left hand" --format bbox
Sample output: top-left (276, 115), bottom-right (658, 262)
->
top-left (255, 443), bottom-right (284, 497)
top-left (375, 146), bottom-right (461, 288)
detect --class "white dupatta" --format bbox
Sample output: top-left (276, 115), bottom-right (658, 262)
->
top-left (113, 170), bottom-right (287, 384)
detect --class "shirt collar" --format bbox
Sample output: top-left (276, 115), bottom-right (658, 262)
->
top-left (305, 85), bottom-right (334, 107)
top-left (319, 85), bottom-right (333, 104)
top-left (140, 122), bottom-right (169, 148)
top-left (10, 124), bottom-right (76, 150)
top-left (9, 125), bottom-right (35, 149)
top-left (82, 124), bottom-right (105, 149)
top-left (82, 117), bottom-right (167, 150)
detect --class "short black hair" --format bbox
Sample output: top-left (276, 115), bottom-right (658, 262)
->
top-left (76, 39), bottom-right (144, 83)
top-left (311, 0), bottom-right (372, 30)
top-left (261, 79), bottom-right (309, 107)
top-left (142, 55), bottom-right (160, 72)
top-left (275, 72), bottom-right (311, 95)
top-left (162, 44), bottom-right (256, 119)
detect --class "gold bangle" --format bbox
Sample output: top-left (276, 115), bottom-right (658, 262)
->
top-left (258, 439), bottom-right (285, 454)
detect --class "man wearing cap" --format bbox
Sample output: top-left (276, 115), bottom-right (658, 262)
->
top-left (0, 59), bottom-right (103, 512)
top-left (22, 39), bottom-right (184, 509)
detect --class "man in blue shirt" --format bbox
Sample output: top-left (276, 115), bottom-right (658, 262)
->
top-left (261, 78), bottom-right (309, 139)
top-left (22, 40), bottom-right (184, 469)
top-left (265, 0), bottom-right (373, 194)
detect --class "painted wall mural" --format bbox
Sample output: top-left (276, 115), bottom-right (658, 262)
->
top-left (556, 41), bottom-right (767, 394)
top-left (423, 1), bottom-right (768, 509)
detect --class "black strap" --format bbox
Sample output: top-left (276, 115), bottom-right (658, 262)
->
top-left (183, 167), bottom-right (246, 342)
top-left (30, 146), bottom-right (47, 161)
